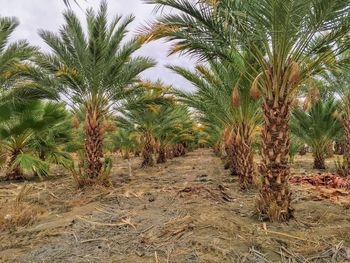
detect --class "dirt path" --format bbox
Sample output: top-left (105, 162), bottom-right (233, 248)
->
top-left (0, 149), bottom-right (349, 262)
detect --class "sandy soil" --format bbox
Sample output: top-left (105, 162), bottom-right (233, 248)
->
top-left (0, 149), bottom-right (349, 263)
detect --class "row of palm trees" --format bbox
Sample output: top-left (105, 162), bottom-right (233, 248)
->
top-left (3, 0), bottom-right (350, 223)
top-left (0, 3), bottom-right (201, 185)
top-left (172, 57), bottom-right (261, 189)
top-left (116, 81), bottom-right (195, 166)
top-left (141, 0), bottom-right (350, 221)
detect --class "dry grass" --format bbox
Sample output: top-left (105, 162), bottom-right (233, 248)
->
top-left (0, 150), bottom-right (349, 262)
top-left (0, 184), bottom-right (45, 231)
top-left (0, 203), bottom-right (44, 231)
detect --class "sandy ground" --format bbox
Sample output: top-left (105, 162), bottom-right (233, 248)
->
top-left (0, 149), bottom-right (349, 263)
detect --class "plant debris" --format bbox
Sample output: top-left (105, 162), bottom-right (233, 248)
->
top-left (290, 173), bottom-right (350, 189)
top-left (0, 150), bottom-right (349, 262)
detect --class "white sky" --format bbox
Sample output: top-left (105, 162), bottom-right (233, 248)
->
top-left (0, 0), bottom-right (195, 91)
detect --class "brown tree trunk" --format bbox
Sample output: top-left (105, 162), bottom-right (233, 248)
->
top-left (257, 100), bottom-right (293, 222)
top-left (84, 106), bottom-right (104, 180)
top-left (142, 133), bottom-right (154, 167)
top-left (313, 151), bottom-right (326, 169)
top-left (334, 141), bottom-right (344, 155)
top-left (343, 116), bottom-right (350, 174)
top-left (5, 149), bottom-right (23, 180)
top-left (232, 139), bottom-right (254, 190)
top-left (157, 147), bottom-right (166, 164)
top-left (167, 148), bottom-right (174, 159)
top-left (173, 145), bottom-right (180, 157)
top-left (225, 142), bottom-right (238, 176)
top-left (179, 143), bottom-right (186, 156)
top-left (298, 145), bottom-right (307, 155)
top-left (39, 150), bottom-right (46, 161)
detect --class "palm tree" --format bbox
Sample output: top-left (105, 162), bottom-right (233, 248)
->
top-left (0, 100), bottom-right (72, 180)
top-left (291, 99), bottom-right (342, 169)
top-left (116, 82), bottom-right (162, 167)
top-left (0, 16), bottom-right (60, 177)
top-left (0, 16), bottom-right (53, 115)
top-left (322, 69), bottom-right (350, 174)
top-left (143, 0), bottom-right (350, 221)
top-left (171, 58), bottom-right (261, 189)
top-left (29, 103), bottom-right (72, 165)
top-left (37, 2), bottom-right (155, 184)
top-left (154, 104), bottom-right (193, 163)
top-left (117, 81), bottom-right (193, 167)
top-left (111, 127), bottom-right (140, 159)
top-left (289, 135), bottom-right (303, 164)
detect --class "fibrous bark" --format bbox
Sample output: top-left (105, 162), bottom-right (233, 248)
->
top-left (232, 139), bottom-right (254, 190)
top-left (157, 147), bottom-right (166, 164)
top-left (225, 143), bottom-right (238, 176)
top-left (5, 149), bottom-right (23, 180)
top-left (257, 100), bottom-right (293, 222)
top-left (142, 133), bottom-right (154, 167)
top-left (84, 105), bottom-right (104, 180)
top-left (173, 143), bottom-right (186, 157)
top-left (313, 151), bottom-right (326, 170)
top-left (334, 141), bottom-right (344, 155)
top-left (343, 116), bottom-right (350, 174)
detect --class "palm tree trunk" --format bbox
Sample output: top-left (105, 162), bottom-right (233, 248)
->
top-left (179, 143), bottom-right (186, 156)
top-left (313, 151), bottom-right (326, 169)
top-left (257, 101), bottom-right (293, 222)
top-left (298, 145), bottom-right (308, 155)
top-left (5, 149), bottom-right (23, 180)
top-left (142, 132), bottom-right (154, 167)
top-left (84, 106), bottom-right (104, 179)
top-left (224, 142), bottom-right (237, 173)
top-left (157, 147), bottom-right (166, 163)
top-left (167, 148), bottom-right (174, 159)
top-left (224, 143), bottom-right (237, 175)
top-left (39, 150), bottom-right (46, 161)
top-left (173, 144), bottom-right (180, 157)
top-left (334, 141), bottom-right (344, 155)
top-left (343, 116), bottom-right (350, 174)
top-left (232, 140), bottom-right (254, 190)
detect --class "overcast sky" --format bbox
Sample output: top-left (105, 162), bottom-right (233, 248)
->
top-left (0, 0), bottom-right (195, 91)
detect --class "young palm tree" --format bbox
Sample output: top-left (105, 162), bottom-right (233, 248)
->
top-left (291, 99), bottom-right (342, 169)
top-left (37, 2), bottom-right (155, 183)
top-left (323, 69), bottom-right (350, 174)
top-left (111, 128), bottom-right (140, 160)
top-left (171, 58), bottom-right (261, 189)
top-left (0, 100), bottom-right (72, 179)
top-left (289, 135), bottom-right (303, 164)
top-left (117, 81), bottom-right (193, 167)
top-left (117, 85), bottom-right (169, 167)
top-left (155, 104), bottom-right (193, 164)
top-left (143, 0), bottom-right (350, 221)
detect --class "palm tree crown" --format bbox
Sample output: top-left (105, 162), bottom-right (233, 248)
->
top-left (37, 1), bottom-right (155, 182)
